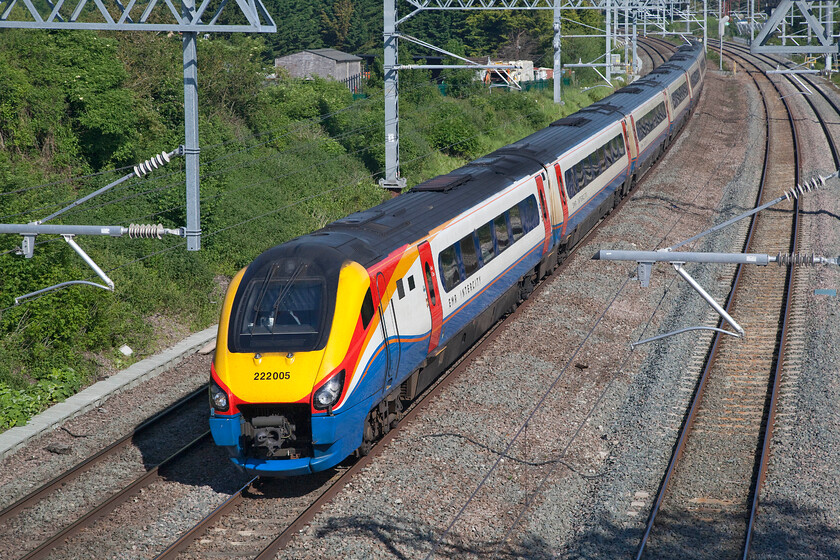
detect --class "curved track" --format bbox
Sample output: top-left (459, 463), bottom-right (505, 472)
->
top-left (636, 36), bottom-right (838, 559)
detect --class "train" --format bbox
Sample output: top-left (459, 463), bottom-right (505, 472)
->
top-left (208, 41), bottom-right (707, 476)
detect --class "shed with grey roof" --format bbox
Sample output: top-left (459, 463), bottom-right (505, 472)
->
top-left (275, 48), bottom-right (363, 83)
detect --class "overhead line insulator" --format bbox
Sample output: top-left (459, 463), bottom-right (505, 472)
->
top-left (127, 223), bottom-right (183, 239)
top-left (773, 252), bottom-right (834, 266)
top-left (134, 151), bottom-right (172, 178)
top-left (784, 174), bottom-right (827, 200)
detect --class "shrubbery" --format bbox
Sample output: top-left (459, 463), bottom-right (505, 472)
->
top-left (0, 28), bottom-right (606, 430)
top-left (0, 368), bottom-right (82, 430)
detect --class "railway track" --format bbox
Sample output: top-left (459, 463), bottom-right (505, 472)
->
top-left (156, 307), bottom-right (516, 560)
top-left (637, 39), bottom-right (674, 70)
top-left (1, 39), bottom-right (682, 560)
top-left (0, 386), bottom-right (211, 560)
top-left (635, 36), bottom-right (838, 559)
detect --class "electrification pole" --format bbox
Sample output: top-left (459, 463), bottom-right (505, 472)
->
top-left (554, 0), bottom-right (563, 103)
top-left (0, 0), bottom-right (276, 253)
top-left (382, 0), bottom-right (406, 191)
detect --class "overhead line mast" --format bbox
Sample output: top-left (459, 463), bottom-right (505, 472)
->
top-left (0, 0), bottom-right (277, 251)
top-left (381, 0), bottom-right (707, 191)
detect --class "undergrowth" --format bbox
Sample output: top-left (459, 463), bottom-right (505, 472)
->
top-left (0, 29), bottom-right (612, 431)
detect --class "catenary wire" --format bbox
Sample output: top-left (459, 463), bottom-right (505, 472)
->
top-left (0, 72), bottom-right (449, 203)
top-left (136, 95), bottom-right (559, 223)
top-left (430, 94), bottom-right (766, 557)
top-left (1, 75), bottom-right (460, 223)
top-left (0, 87), bottom-right (558, 319)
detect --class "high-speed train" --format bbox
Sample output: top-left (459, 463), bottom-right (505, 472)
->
top-left (209, 41), bottom-right (707, 475)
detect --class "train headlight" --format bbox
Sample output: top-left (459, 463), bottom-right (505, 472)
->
top-left (209, 381), bottom-right (229, 412)
top-left (313, 370), bottom-right (345, 411)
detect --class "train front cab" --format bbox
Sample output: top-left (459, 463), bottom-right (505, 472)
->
top-left (209, 243), bottom-right (377, 476)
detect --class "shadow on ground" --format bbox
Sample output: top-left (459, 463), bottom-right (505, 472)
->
top-left (308, 497), bottom-right (840, 559)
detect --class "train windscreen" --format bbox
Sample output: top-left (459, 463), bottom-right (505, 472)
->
top-left (233, 260), bottom-right (330, 352)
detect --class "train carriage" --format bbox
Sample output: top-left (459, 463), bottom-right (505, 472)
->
top-left (667, 44), bottom-right (705, 107)
top-left (625, 82), bottom-right (673, 176)
top-left (209, 40), bottom-right (707, 476)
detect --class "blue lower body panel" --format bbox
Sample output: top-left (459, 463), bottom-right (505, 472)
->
top-left (209, 396), bottom-right (372, 477)
top-left (210, 413), bottom-right (241, 445)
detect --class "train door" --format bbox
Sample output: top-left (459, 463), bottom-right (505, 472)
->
top-left (685, 70), bottom-right (696, 108)
top-left (374, 272), bottom-right (401, 390)
top-left (417, 241), bottom-right (443, 353)
top-left (534, 174), bottom-right (552, 254)
top-left (623, 119), bottom-right (639, 172)
top-left (663, 91), bottom-right (673, 136)
top-left (553, 163), bottom-right (569, 238)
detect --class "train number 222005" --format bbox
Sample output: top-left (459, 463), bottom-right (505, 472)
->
top-left (254, 371), bottom-right (291, 381)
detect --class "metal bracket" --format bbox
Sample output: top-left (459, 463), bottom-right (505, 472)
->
top-left (378, 176), bottom-right (407, 192)
top-left (15, 235), bottom-right (115, 305)
top-left (594, 248), bottom-right (839, 347)
top-left (20, 234), bottom-right (35, 259)
top-left (637, 262), bottom-right (652, 287)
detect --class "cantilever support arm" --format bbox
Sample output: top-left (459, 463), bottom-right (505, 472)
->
top-left (671, 262), bottom-right (744, 338)
top-left (15, 235), bottom-right (115, 305)
top-left (593, 248), bottom-right (840, 346)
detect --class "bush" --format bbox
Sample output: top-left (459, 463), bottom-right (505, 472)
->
top-left (0, 29), bottom-right (603, 431)
top-left (0, 368), bottom-right (82, 430)
top-left (426, 103), bottom-right (482, 158)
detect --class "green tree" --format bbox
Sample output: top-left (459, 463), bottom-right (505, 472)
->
top-left (261, 0), bottom-right (325, 57)
top-left (464, 10), bottom-right (552, 60)
top-left (345, 0), bottom-right (383, 53)
top-left (198, 35), bottom-right (267, 121)
top-left (321, 0), bottom-right (354, 50)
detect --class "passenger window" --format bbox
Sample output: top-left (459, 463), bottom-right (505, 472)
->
top-left (424, 262), bottom-right (437, 306)
top-left (407, 275), bottom-right (415, 291)
top-left (396, 278), bottom-right (405, 300)
top-left (510, 206), bottom-right (524, 241)
top-left (360, 288), bottom-right (375, 329)
top-left (521, 196), bottom-right (539, 232)
top-left (477, 223), bottom-right (495, 265)
top-left (564, 168), bottom-right (575, 198)
top-left (439, 245), bottom-right (461, 291)
top-left (459, 233), bottom-right (479, 277)
top-left (587, 153), bottom-right (597, 182)
top-left (495, 214), bottom-right (510, 251)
